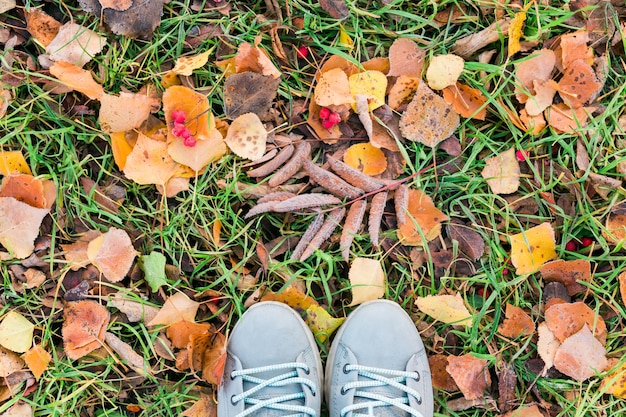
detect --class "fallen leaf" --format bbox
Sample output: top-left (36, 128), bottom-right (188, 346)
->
top-left (99, 0), bottom-right (132, 10)
top-left (78, 0), bottom-right (166, 39)
top-left (514, 49), bottom-right (556, 103)
top-left (399, 82), bottom-right (460, 147)
top-left (99, 91), bottom-right (154, 133)
top-left (0, 174), bottom-right (47, 208)
top-left (123, 133), bottom-right (178, 187)
top-left (545, 103), bottom-right (589, 134)
top-left (387, 38), bottom-right (425, 78)
top-left (343, 142), bottom-right (387, 176)
top-left (415, 293), bottom-right (472, 326)
top-left (25, 9), bottom-right (62, 47)
top-left (446, 354), bottom-right (491, 400)
top-left (0, 345), bottom-right (24, 377)
top-left (481, 147), bottom-right (520, 194)
top-left (223, 72), bottom-right (281, 121)
top-left (307, 100), bottom-right (343, 142)
top-left (509, 223), bottom-right (557, 275)
top-left (181, 394), bottom-right (217, 417)
top-left (553, 325), bottom-right (608, 382)
top-left (558, 59), bottom-right (602, 108)
top-left (429, 354), bottom-right (459, 391)
top-left (507, 9), bottom-right (527, 57)
top-left (397, 189), bottom-right (448, 246)
top-left (497, 304), bottom-right (535, 338)
top-left (171, 50), bottom-right (211, 76)
top-left (604, 213), bottom-right (626, 245)
top-left (519, 109), bottom-right (547, 135)
top-left (166, 321), bottom-right (212, 349)
top-left (498, 362), bottom-right (517, 414)
top-left (147, 292), bottom-right (200, 327)
top-left (0, 0), bottom-right (15, 13)
top-left (23, 269), bottom-right (46, 289)
top-left (200, 332), bottom-right (227, 385)
top-left (21, 344), bottom-right (51, 380)
top-left (163, 85), bottom-right (215, 142)
top-left (601, 362), bottom-right (626, 398)
top-left (87, 227), bottom-right (138, 282)
top-left (319, 0), bottom-right (349, 19)
top-left (348, 258), bottom-right (386, 306)
top-left (109, 293), bottom-right (160, 323)
top-left (46, 22), bottom-right (106, 67)
top-left (0, 403), bottom-right (33, 417)
top-left (168, 128), bottom-right (227, 172)
top-left (62, 300), bottom-right (110, 360)
top-left (545, 301), bottom-right (607, 344)
top-left (446, 221), bottom-right (485, 260)
top-left (0, 150), bottom-right (31, 176)
top-left (348, 70), bottom-right (387, 112)
top-left (0, 197), bottom-right (49, 259)
top-left (442, 82), bottom-right (487, 120)
top-left (387, 76), bottom-right (421, 110)
top-left (0, 89), bottom-right (11, 119)
top-left (560, 30), bottom-right (593, 70)
top-left (525, 79), bottom-right (558, 116)
top-left (224, 113), bottom-right (267, 161)
top-left (501, 405), bottom-right (544, 417)
top-left (620, 271), bottom-right (626, 304)
top-left (314, 67), bottom-right (353, 107)
top-left (105, 331), bottom-right (149, 375)
top-left (354, 94), bottom-right (374, 140)
top-left (139, 251), bottom-right (168, 292)
top-left (426, 54), bottom-right (465, 90)
top-left (234, 42), bottom-right (281, 78)
top-left (537, 322), bottom-right (560, 375)
top-left (540, 259), bottom-right (591, 295)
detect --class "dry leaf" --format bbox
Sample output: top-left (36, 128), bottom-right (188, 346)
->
top-left (537, 322), bottom-right (560, 374)
top-left (446, 221), bottom-right (485, 260)
top-left (415, 293), bottom-right (472, 326)
top-left (234, 42), bottom-right (281, 78)
top-left (604, 213), bottom-right (626, 245)
top-left (509, 223), bottom-right (557, 275)
top-left (182, 394), bottom-right (217, 417)
top-left (540, 259), bottom-right (591, 295)
top-left (0, 197), bottom-right (49, 259)
top-left (348, 71), bottom-right (387, 112)
top-left (163, 85), bottom-right (215, 141)
top-left (0, 346), bottom-right (24, 377)
top-left (123, 133), bottom-right (178, 186)
top-left (501, 405), bottom-right (544, 417)
top-left (104, 331), bottom-right (149, 375)
top-left (399, 82), bottom-right (460, 148)
top-left (507, 9), bottom-right (527, 57)
top-left (426, 54), bottom-right (464, 90)
top-left (558, 59), bottom-right (602, 108)
top-left (525, 79), bottom-right (558, 116)
top-left (560, 30), bottom-right (593, 70)
top-left (481, 147), bottom-right (520, 194)
top-left (0, 312), bottom-right (34, 353)
top-left (519, 109), bottom-right (547, 135)
top-left (343, 142), bottom-right (387, 176)
top-left (545, 301), bottom-right (607, 344)
top-left (21, 344), bottom-right (51, 380)
top-left (98, 91), bottom-right (154, 133)
top-left (109, 293), bottom-right (160, 323)
top-left (429, 354), bottom-right (459, 391)
top-left (514, 49), bottom-right (556, 103)
top-left (25, 9), bottom-right (62, 47)
top-left (166, 321), bottom-right (212, 349)
top-left (46, 22), bottom-right (106, 67)
top-left (0, 403), bottom-right (33, 417)
top-left (223, 72), bottom-right (281, 121)
top-left (0, 174), bottom-right (47, 209)
top-left (246, 193), bottom-right (341, 218)
top-left (172, 51), bottom-right (211, 76)
top-left (0, 151), bottom-right (32, 176)
top-left (545, 103), bottom-right (589, 134)
top-left (314, 67), bottom-right (353, 107)
top-left (168, 128), bottom-right (227, 172)
top-left (147, 292), bottom-right (200, 327)
top-left (442, 82), bottom-right (487, 120)
top-left (387, 38), bottom-right (425, 78)
top-left (388, 76), bottom-right (421, 110)
top-left (601, 362), bottom-right (626, 399)
top-left (98, 0), bottom-right (133, 11)
top-left (397, 189), bottom-right (448, 246)
top-left (0, 89), bottom-right (11, 119)
top-left (498, 304), bottom-right (534, 338)
top-left (319, 0), bottom-right (349, 19)
top-left (620, 271), bottom-right (626, 304)
top-left (587, 172), bottom-right (621, 200)
top-left (348, 257), bottom-right (386, 306)
top-left (307, 100), bottom-right (343, 142)
top-left (446, 354), bottom-right (491, 400)
top-left (62, 300), bottom-right (110, 360)
top-left (553, 325), bottom-right (608, 382)
top-left (224, 113), bottom-right (267, 161)
top-left (327, 156), bottom-right (385, 192)
top-left (87, 227), bottom-right (138, 282)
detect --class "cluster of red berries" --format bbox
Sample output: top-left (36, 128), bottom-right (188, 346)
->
top-left (171, 110), bottom-right (197, 147)
top-left (565, 236), bottom-right (594, 251)
top-left (319, 107), bottom-right (341, 130)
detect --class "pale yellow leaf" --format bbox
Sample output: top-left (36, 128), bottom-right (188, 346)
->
top-left (0, 311), bottom-right (34, 353)
top-left (123, 133), bottom-right (178, 186)
top-left (481, 147), bottom-right (520, 194)
top-left (0, 197), bottom-right (49, 259)
top-left (172, 51), bottom-right (211, 76)
top-left (314, 68), bottom-right (353, 107)
top-left (46, 22), bottom-right (106, 67)
top-left (224, 113), bottom-right (267, 161)
top-left (168, 128), bottom-right (227, 172)
top-left (147, 292), bottom-right (200, 326)
top-left (99, 92), bottom-right (154, 133)
top-left (510, 223), bottom-right (557, 275)
top-left (349, 71), bottom-right (387, 112)
top-left (415, 293), bottom-right (472, 326)
top-left (0, 346), bottom-right (24, 377)
top-left (426, 54), bottom-right (464, 90)
top-left (348, 257), bottom-right (386, 306)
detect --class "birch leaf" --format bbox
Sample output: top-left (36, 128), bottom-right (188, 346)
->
top-left (87, 227), bottom-right (138, 283)
top-left (147, 292), bottom-right (200, 326)
top-left (0, 197), bottom-right (49, 259)
top-left (348, 257), bottom-right (386, 306)
top-left (415, 293), bottom-right (472, 326)
top-left (0, 312), bottom-right (34, 353)
top-left (509, 222), bottom-right (557, 275)
top-left (481, 147), bottom-right (520, 194)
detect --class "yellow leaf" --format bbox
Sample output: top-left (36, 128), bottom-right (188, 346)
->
top-left (314, 67), bottom-right (353, 107)
top-left (123, 133), bottom-right (178, 186)
top-left (172, 51), bottom-right (211, 76)
top-left (0, 311), bottom-right (34, 353)
top-left (343, 142), bottom-right (387, 176)
top-left (348, 258), bottom-right (386, 306)
top-left (481, 147), bottom-right (521, 194)
top-left (169, 128), bottom-right (227, 172)
top-left (224, 113), bottom-right (267, 161)
top-left (602, 362), bottom-right (626, 398)
top-left (21, 344), bottom-right (51, 380)
top-left (510, 223), bottom-right (557, 275)
top-left (147, 292), bottom-right (200, 326)
top-left (349, 71), bottom-right (387, 112)
top-left (339, 25), bottom-right (353, 49)
top-left (508, 9), bottom-right (528, 57)
top-left (415, 293), bottom-right (472, 327)
top-left (0, 150), bottom-right (32, 175)
top-left (110, 132), bottom-right (134, 171)
top-left (426, 54), bottom-right (464, 90)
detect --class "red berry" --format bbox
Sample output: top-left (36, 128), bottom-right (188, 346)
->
top-left (327, 111), bottom-right (341, 126)
top-left (171, 110), bottom-right (186, 124)
top-left (172, 124), bottom-right (186, 137)
top-left (319, 107), bottom-right (331, 120)
top-left (296, 46), bottom-right (309, 59)
top-left (565, 240), bottom-right (578, 251)
top-left (180, 128), bottom-right (192, 139)
top-left (516, 149), bottom-right (528, 162)
top-left (477, 287), bottom-right (491, 298)
top-left (183, 135), bottom-right (197, 147)
top-left (581, 236), bottom-right (594, 247)
top-left (321, 118), bottom-right (335, 129)
top-left (502, 268), bottom-right (509, 275)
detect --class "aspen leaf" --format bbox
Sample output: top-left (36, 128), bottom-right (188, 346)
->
top-left (168, 128), bottom-right (227, 172)
top-left (147, 292), bottom-right (200, 326)
top-left (514, 49), bottom-right (556, 103)
top-left (442, 82), bottom-right (487, 120)
top-left (21, 344), bottom-right (51, 380)
top-left (339, 25), bottom-right (354, 48)
top-left (603, 214), bottom-right (626, 246)
top-left (0, 346), bottom-right (24, 377)
top-left (223, 72), bottom-right (281, 121)
top-left (602, 362), bottom-right (626, 398)
top-left (397, 189), bottom-right (448, 246)
top-left (415, 293), bottom-right (472, 326)
top-left (87, 227), bottom-right (138, 283)
top-left (46, 22), bottom-right (106, 67)
top-left (314, 67), bottom-right (353, 107)
top-left (0, 150), bottom-right (32, 176)
top-left (497, 304), bottom-right (534, 338)
top-left (557, 59), bottom-right (601, 109)
top-left (481, 147), bottom-right (520, 194)
top-left (348, 71), bottom-right (387, 111)
top-left (123, 133), bottom-right (178, 186)
top-left (0, 174), bottom-right (47, 209)
top-left (540, 259), bottom-right (591, 295)
top-left (519, 108), bottom-right (547, 135)
top-left (0, 312), bottom-right (34, 353)
top-left (99, 91), bottom-right (154, 133)
top-left (388, 76), bottom-right (420, 110)
top-left (426, 54), bottom-right (464, 90)
top-left (545, 103), bottom-right (589, 134)
top-left (188, 331), bottom-right (227, 385)
top-left (348, 257), bottom-right (386, 306)
top-left (224, 112), bottom-right (267, 161)
top-left (166, 321), bottom-right (212, 349)
top-left (234, 42), bottom-right (281, 78)
top-left (560, 31), bottom-right (593, 70)
top-left (49, 61), bottom-right (104, 100)
top-left (0, 197), bottom-right (49, 259)
top-left (399, 82), bottom-right (459, 147)
top-left (525, 79), bottom-right (558, 116)
top-left (537, 322), bottom-right (560, 374)
top-left (172, 51), bottom-right (211, 76)
top-left (343, 142), bottom-right (387, 176)
top-left (62, 300), bottom-right (109, 360)
top-left (388, 38), bottom-right (425, 78)
top-left (307, 100), bottom-right (342, 142)
top-left (545, 301), bottom-right (607, 344)
top-left (446, 354), bottom-right (491, 400)
top-left (507, 10), bottom-right (527, 57)
top-left (509, 223), bottom-right (557, 275)
top-left (139, 251), bottom-right (168, 292)
top-left (0, 0), bottom-right (15, 14)
top-left (163, 86), bottom-right (215, 142)
top-left (553, 325), bottom-right (608, 382)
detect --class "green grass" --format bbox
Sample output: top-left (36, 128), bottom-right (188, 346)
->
top-left (1, 0), bottom-right (626, 416)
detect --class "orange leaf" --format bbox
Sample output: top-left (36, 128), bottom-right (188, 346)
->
top-left (442, 82), bottom-right (487, 120)
top-left (557, 59), bottom-right (601, 109)
top-left (87, 227), bottom-right (138, 282)
top-left (545, 301), bottom-right (607, 344)
top-left (514, 49), bottom-right (556, 104)
top-left (201, 332), bottom-right (227, 385)
top-left (619, 271), bottom-right (626, 304)
top-left (525, 79), bottom-right (558, 116)
top-left (540, 259), bottom-right (591, 295)
top-left (147, 292), bottom-right (200, 327)
top-left (604, 213), bottom-right (626, 245)
top-left (166, 321), bottom-right (213, 349)
top-left (21, 344), bottom-right (51, 380)
top-left (62, 300), bottom-right (110, 360)
top-left (0, 174), bottom-right (47, 208)
top-left (0, 150), bottom-right (31, 176)
top-left (509, 223), bottom-right (557, 275)
top-left (110, 132), bottom-right (134, 171)
top-left (343, 143), bottom-right (387, 176)
top-left (501, 405), bottom-right (545, 417)
top-left (387, 76), bottom-right (420, 111)
top-left (387, 38), bottom-right (425, 78)
top-left (163, 86), bottom-right (215, 142)
top-left (559, 30), bottom-right (594, 69)
top-left (317, 55), bottom-right (359, 80)
top-left (497, 304), bottom-right (535, 338)
top-left (123, 133), bottom-right (178, 186)
top-left (602, 362), bottom-right (626, 398)
top-left (428, 354), bottom-right (458, 391)
top-left (25, 9), bottom-right (62, 47)
top-left (397, 189), bottom-right (448, 246)
top-left (519, 109), bottom-right (547, 135)
top-left (49, 61), bottom-right (104, 100)
top-left (545, 103), bottom-right (589, 133)
top-left (446, 354), bottom-right (491, 400)
top-left (307, 100), bottom-right (342, 143)
top-left (234, 42), bottom-right (281, 78)
top-left (314, 67), bottom-right (353, 107)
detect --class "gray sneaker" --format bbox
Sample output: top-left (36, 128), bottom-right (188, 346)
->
top-left (218, 301), bottom-right (323, 417)
top-left (325, 300), bottom-right (433, 417)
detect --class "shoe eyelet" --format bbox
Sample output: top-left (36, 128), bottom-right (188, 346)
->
top-left (311, 389), bottom-right (317, 397)
top-left (231, 395), bottom-right (237, 405)
top-left (417, 398), bottom-right (422, 405)
top-left (230, 372), bottom-right (236, 381)
top-left (304, 367), bottom-right (310, 375)
top-left (342, 364), bottom-right (350, 374)
top-left (415, 371), bottom-right (420, 382)
top-left (340, 387), bottom-right (348, 395)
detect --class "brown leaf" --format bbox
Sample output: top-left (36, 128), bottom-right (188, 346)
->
top-left (497, 304), bottom-right (535, 338)
top-left (497, 363), bottom-right (517, 414)
top-left (576, 137), bottom-right (590, 170)
top-left (247, 144), bottom-right (295, 178)
top-left (78, 0), bottom-right (166, 39)
top-left (87, 227), bottom-right (138, 282)
top-left (558, 60), bottom-right (602, 108)
top-left (540, 259), bottom-right (591, 295)
top-left (104, 331), bottom-right (149, 375)
top-left (0, 197), bottom-right (49, 259)
top-left (387, 38), bottom-right (425, 78)
top-left (303, 159), bottom-right (364, 199)
top-left (99, 0), bottom-right (133, 11)
top-left (62, 300), bottom-right (110, 360)
top-left (452, 18), bottom-right (512, 58)
top-left (429, 354), bottom-right (459, 391)
top-left (25, 9), bottom-right (62, 47)
top-left (188, 331), bottom-right (227, 385)
top-left (268, 141), bottom-right (311, 187)
top-left (300, 207), bottom-right (346, 261)
top-left (446, 221), bottom-right (485, 260)
top-left (182, 394), bottom-right (217, 417)
top-left (553, 325), bottom-right (608, 382)
top-left (545, 301), bottom-right (607, 344)
top-left (166, 321), bottom-right (212, 349)
top-left (319, 0), bottom-right (349, 20)
top-left (246, 193), bottom-right (341, 218)
top-left (397, 189), bottom-right (448, 246)
top-left (340, 200), bottom-right (367, 261)
top-left (587, 172), bottom-right (622, 200)
top-left (394, 184), bottom-right (409, 225)
top-left (368, 191), bottom-right (387, 248)
top-left (223, 72), bottom-right (281, 121)
top-left (446, 354), bottom-right (491, 400)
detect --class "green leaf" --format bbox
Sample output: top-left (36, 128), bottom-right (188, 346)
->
top-left (139, 251), bottom-right (168, 292)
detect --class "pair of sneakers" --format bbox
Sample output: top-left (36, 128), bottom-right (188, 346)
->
top-left (217, 300), bottom-right (433, 417)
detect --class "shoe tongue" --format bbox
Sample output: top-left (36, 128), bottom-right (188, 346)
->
top-left (353, 392), bottom-right (409, 417)
top-left (242, 367), bottom-right (305, 416)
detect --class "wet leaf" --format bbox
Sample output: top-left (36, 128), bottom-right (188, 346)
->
top-left (21, 344), bottom-right (51, 380)
top-left (481, 147), bottom-right (520, 194)
top-left (509, 222), bottom-right (557, 275)
top-left (123, 133), bottom-right (178, 186)
top-left (87, 227), bottom-right (138, 283)
top-left (442, 82), bottom-right (487, 120)
top-left (540, 259), bottom-right (591, 295)
top-left (147, 292), bottom-right (200, 327)
top-left (415, 293), bottom-right (472, 326)
top-left (0, 312), bottom-right (34, 353)
top-left (446, 221), bottom-right (485, 260)
top-left (224, 113), bottom-right (267, 161)
top-left (348, 257), bottom-right (385, 306)
top-left (0, 197), bottom-right (49, 259)
top-left (172, 51), bottom-right (211, 76)
top-left (139, 251), bottom-right (168, 292)
top-left (545, 301), bottom-right (607, 344)
top-left (497, 304), bottom-right (534, 338)
top-left (553, 325), bottom-right (608, 382)
top-left (223, 72), bottom-right (281, 120)
top-left (46, 22), bottom-right (106, 67)
top-left (348, 70), bottom-right (387, 112)
top-left (314, 67), bottom-right (353, 107)
top-left (62, 300), bottom-right (110, 360)
top-left (446, 354), bottom-right (491, 400)
top-left (25, 9), bottom-right (62, 47)
top-left (0, 151), bottom-right (31, 176)
top-left (426, 54), bottom-right (464, 90)
top-left (387, 38), bottom-right (425, 78)
top-left (343, 142), bottom-right (387, 176)
top-left (399, 82), bottom-right (459, 147)
top-left (0, 346), bottom-right (24, 377)
top-left (397, 189), bottom-right (448, 246)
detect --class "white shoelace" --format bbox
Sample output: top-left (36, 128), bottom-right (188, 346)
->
top-left (340, 364), bottom-right (424, 417)
top-left (230, 362), bottom-right (317, 417)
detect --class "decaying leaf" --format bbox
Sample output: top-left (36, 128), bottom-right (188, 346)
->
top-left (387, 38), bottom-right (425, 78)
top-left (399, 82), bottom-right (460, 147)
top-left (147, 292), bottom-right (200, 327)
top-left (0, 197), bottom-right (50, 259)
top-left (509, 223), bottom-right (557, 275)
top-left (426, 54), bottom-right (464, 90)
top-left (319, 0), bottom-right (349, 20)
top-left (446, 354), bottom-right (491, 400)
top-left (481, 147), bottom-right (520, 194)
top-left (0, 346), bottom-right (24, 377)
top-left (20, 344), bottom-right (50, 380)
top-left (397, 189), bottom-right (448, 246)
top-left (0, 311), bottom-right (34, 353)
top-left (223, 72), bottom-right (281, 121)
top-left (442, 82), bottom-right (488, 120)
top-left (540, 259), bottom-right (591, 295)
top-left (99, 91), bottom-right (154, 133)
top-left (544, 301), bottom-right (607, 344)
top-left (224, 113), bottom-right (267, 161)
top-left (62, 300), bottom-right (110, 360)
top-left (343, 142), bottom-right (387, 176)
top-left (0, 150), bottom-right (32, 176)
top-left (497, 304), bottom-right (534, 338)
top-left (553, 325), bottom-right (608, 382)
top-left (388, 76), bottom-right (421, 110)
top-left (348, 257), bottom-right (386, 306)
top-left (507, 9), bottom-right (527, 57)
top-left (415, 293), bottom-right (472, 326)
top-left (87, 227), bottom-right (138, 282)
top-left (446, 221), bottom-right (485, 260)
top-left (123, 133), bottom-right (178, 186)
top-left (172, 51), bottom-right (211, 76)
top-left (46, 22), bottom-right (106, 67)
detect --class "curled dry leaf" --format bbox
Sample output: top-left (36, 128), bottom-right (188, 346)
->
top-left (62, 300), bottom-right (110, 360)
top-left (234, 42), bottom-right (281, 78)
top-left (415, 293), bottom-right (472, 327)
top-left (247, 145), bottom-right (294, 178)
top-left (540, 259), bottom-right (591, 295)
top-left (446, 354), bottom-right (491, 400)
top-left (397, 189), bottom-right (448, 246)
top-left (544, 301), bottom-right (607, 344)
top-left (268, 141), bottom-right (310, 187)
top-left (246, 193), bottom-right (341, 218)
top-left (509, 222), bottom-right (557, 275)
top-left (147, 292), bottom-right (200, 327)
top-left (553, 325), bottom-right (608, 382)
top-left (442, 82), bottom-right (487, 120)
top-left (497, 304), bottom-right (535, 338)
top-left (225, 113), bottom-right (267, 161)
top-left (0, 197), bottom-right (50, 259)
top-left (291, 213), bottom-right (325, 261)
top-left (314, 67), bottom-right (353, 107)
top-left (348, 257), bottom-right (385, 306)
top-left (343, 143), bottom-right (387, 176)
top-left (87, 227), bottom-right (138, 283)
top-left (481, 147), bottom-right (520, 195)
top-left (426, 54), bottom-right (464, 90)
top-left (46, 22), bottom-right (106, 67)
top-left (368, 191), bottom-right (387, 248)
top-left (0, 311), bottom-right (34, 353)
top-left (399, 82), bottom-right (460, 148)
